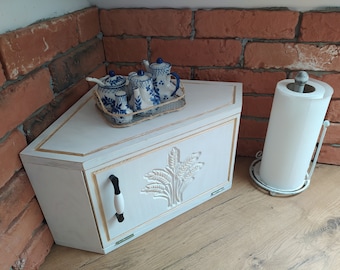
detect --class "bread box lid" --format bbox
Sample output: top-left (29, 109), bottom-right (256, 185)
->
top-left (20, 80), bottom-right (242, 170)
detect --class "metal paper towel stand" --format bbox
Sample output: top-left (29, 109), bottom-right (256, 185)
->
top-left (249, 120), bottom-right (330, 196)
top-left (249, 71), bottom-right (331, 196)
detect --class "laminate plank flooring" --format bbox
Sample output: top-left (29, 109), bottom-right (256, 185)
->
top-left (40, 157), bottom-right (340, 270)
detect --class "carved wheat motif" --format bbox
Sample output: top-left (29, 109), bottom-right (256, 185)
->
top-left (141, 147), bottom-right (204, 207)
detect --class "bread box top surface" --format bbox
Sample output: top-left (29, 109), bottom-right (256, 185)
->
top-left (20, 80), bottom-right (242, 170)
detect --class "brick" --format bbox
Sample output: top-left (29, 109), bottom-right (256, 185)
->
top-left (237, 138), bottom-right (264, 157)
top-left (24, 79), bottom-right (90, 143)
top-left (172, 66), bottom-right (192, 80)
top-left (195, 69), bottom-right (286, 94)
top-left (0, 68), bottom-right (53, 138)
top-left (0, 170), bottom-right (35, 234)
top-left (0, 15), bottom-right (78, 80)
top-left (150, 39), bottom-right (242, 67)
top-left (245, 42), bottom-right (340, 71)
top-left (326, 99), bottom-right (340, 122)
top-left (49, 38), bottom-right (105, 93)
top-left (53, 80), bottom-right (90, 118)
top-left (300, 12), bottom-right (340, 42)
top-left (0, 130), bottom-right (27, 188)
top-left (0, 62), bottom-right (6, 86)
top-left (242, 96), bottom-right (273, 118)
top-left (324, 123), bottom-right (340, 144)
top-left (107, 63), bottom-right (144, 77)
top-left (239, 118), bottom-right (268, 139)
top-left (100, 9), bottom-right (192, 37)
top-left (196, 9), bottom-right (299, 39)
top-left (19, 224), bottom-right (54, 270)
top-left (318, 145), bottom-right (340, 165)
top-left (76, 7), bottom-right (100, 43)
top-left (0, 199), bottom-right (44, 270)
top-left (23, 103), bottom-right (58, 144)
top-left (104, 37), bottom-right (147, 63)
top-left (106, 64), bottom-right (192, 81)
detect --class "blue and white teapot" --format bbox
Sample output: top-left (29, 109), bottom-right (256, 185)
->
top-left (128, 70), bottom-right (161, 113)
top-left (86, 70), bottom-right (127, 112)
top-left (143, 58), bottom-right (180, 101)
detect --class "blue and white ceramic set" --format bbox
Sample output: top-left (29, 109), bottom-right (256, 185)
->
top-left (87, 57), bottom-right (181, 124)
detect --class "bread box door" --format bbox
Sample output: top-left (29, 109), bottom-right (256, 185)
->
top-left (85, 117), bottom-right (237, 253)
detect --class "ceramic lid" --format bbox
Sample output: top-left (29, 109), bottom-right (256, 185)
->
top-left (104, 70), bottom-right (126, 86)
top-left (149, 58), bottom-right (171, 70)
top-left (129, 70), bottom-right (152, 82)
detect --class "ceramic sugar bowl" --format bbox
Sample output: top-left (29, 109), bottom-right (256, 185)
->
top-left (143, 57), bottom-right (180, 101)
top-left (86, 70), bottom-right (127, 112)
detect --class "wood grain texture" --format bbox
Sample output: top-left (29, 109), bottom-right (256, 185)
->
top-left (40, 157), bottom-right (340, 270)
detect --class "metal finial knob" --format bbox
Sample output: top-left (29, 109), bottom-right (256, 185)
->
top-left (294, 71), bottom-right (309, 93)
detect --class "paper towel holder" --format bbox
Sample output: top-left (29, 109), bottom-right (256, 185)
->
top-left (249, 120), bottom-right (330, 196)
top-left (249, 71), bottom-right (333, 196)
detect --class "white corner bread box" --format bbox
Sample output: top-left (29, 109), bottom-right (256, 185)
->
top-left (20, 80), bottom-right (242, 254)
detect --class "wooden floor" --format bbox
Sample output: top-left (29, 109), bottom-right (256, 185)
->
top-left (40, 157), bottom-right (340, 270)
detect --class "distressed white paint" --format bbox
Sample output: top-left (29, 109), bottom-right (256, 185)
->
top-left (20, 80), bottom-right (242, 253)
top-left (1, 0), bottom-right (340, 34)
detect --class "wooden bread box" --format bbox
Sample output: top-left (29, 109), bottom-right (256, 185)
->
top-left (20, 80), bottom-right (242, 254)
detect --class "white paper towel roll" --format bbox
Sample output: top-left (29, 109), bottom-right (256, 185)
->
top-left (259, 78), bottom-right (333, 191)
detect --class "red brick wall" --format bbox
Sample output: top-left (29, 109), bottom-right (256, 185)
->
top-left (0, 7), bottom-right (105, 269)
top-left (101, 8), bottom-right (340, 165)
top-left (1, 6), bottom-right (340, 269)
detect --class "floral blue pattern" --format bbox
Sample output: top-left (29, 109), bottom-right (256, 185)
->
top-left (101, 96), bottom-right (115, 111)
top-left (129, 70), bottom-right (161, 107)
top-left (112, 91), bottom-right (133, 124)
top-left (96, 70), bottom-right (127, 113)
top-left (147, 58), bottom-right (180, 101)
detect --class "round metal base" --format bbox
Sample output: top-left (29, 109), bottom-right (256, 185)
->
top-left (249, 158), bottom-right (310, 196)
